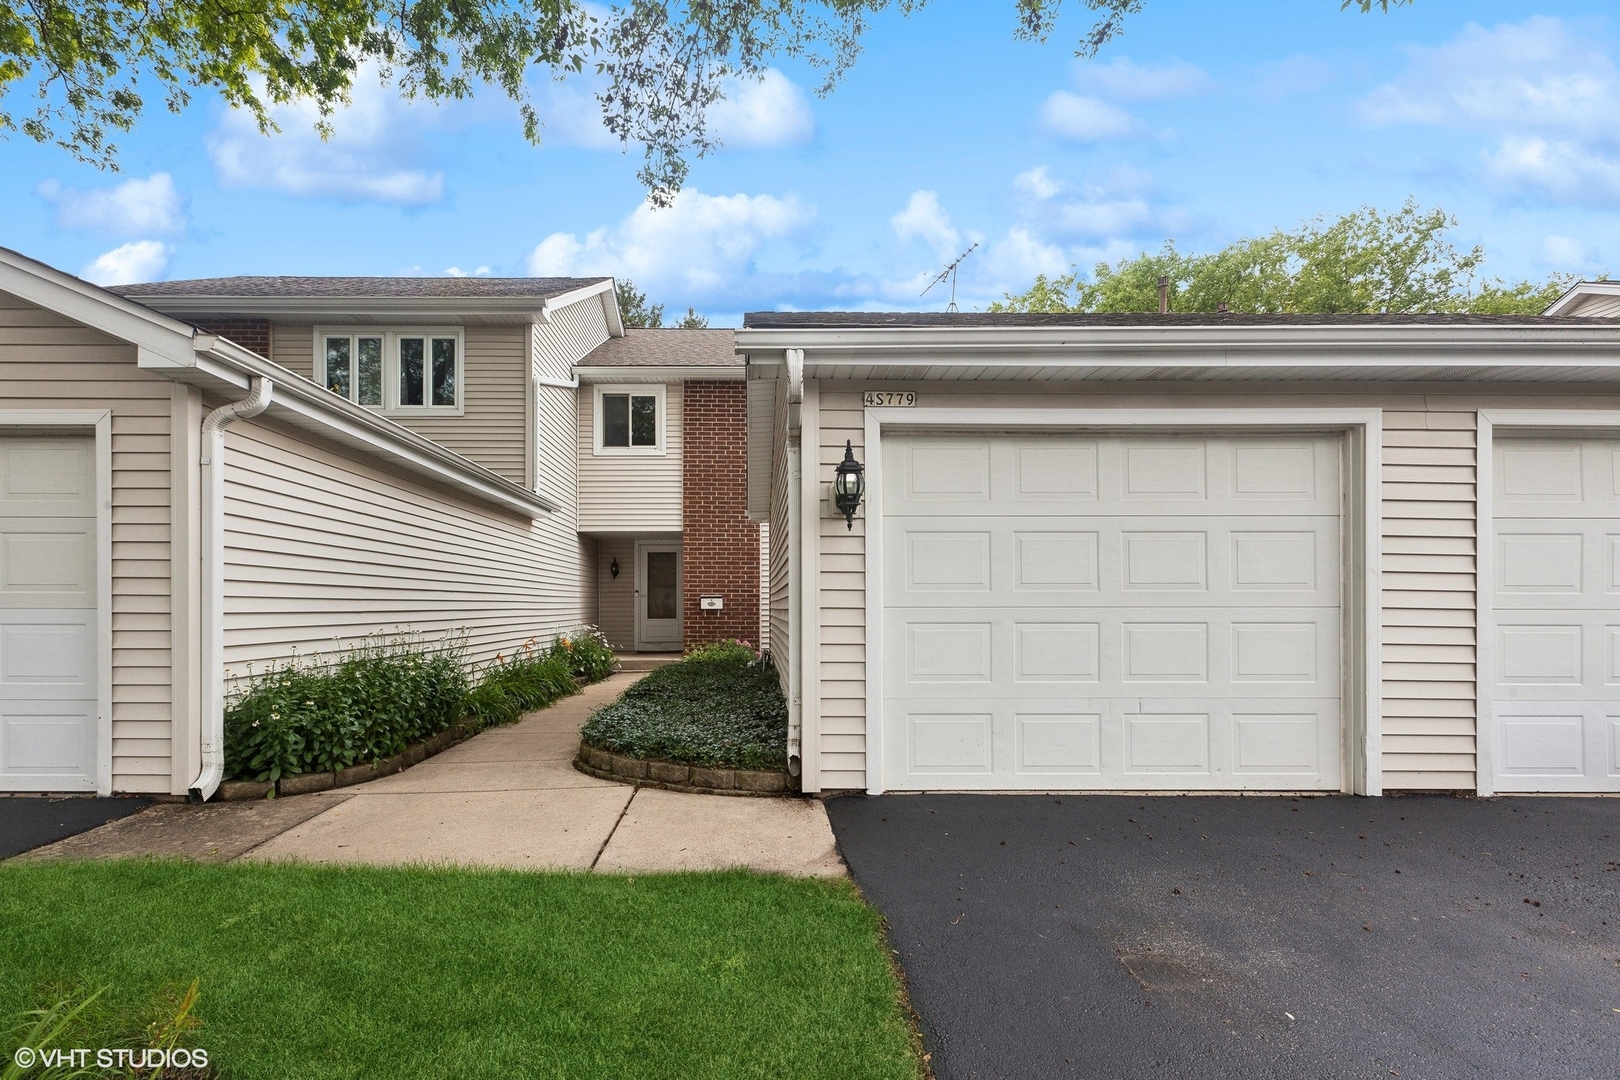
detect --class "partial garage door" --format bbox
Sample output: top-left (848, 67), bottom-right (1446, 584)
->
top-left (882, 433), bottom-right (1343, 791)
top-left (1491, 437), bottom-right (1620, 792)
top-left (0, 435), bottom-right (98, 791)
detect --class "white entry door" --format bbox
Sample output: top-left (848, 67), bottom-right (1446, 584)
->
top-left (0, 435), bottom-right (98, 791)
top-left (1491, 437), bottom-right (1620, 792)
top-left (882, 433), bottom-right (1344, 791)
top-left (635, 542), bottom-right (682, 651)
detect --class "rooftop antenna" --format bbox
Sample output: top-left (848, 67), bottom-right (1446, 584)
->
top-left (921, 242), bottom-right (980, 312)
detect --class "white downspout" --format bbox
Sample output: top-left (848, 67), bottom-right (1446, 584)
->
top-left (189, 376), bottom-right (273, 802)
top-left (786, 442), bottom-right (802, 776)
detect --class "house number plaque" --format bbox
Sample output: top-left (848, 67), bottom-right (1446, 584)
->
top-left (862, 391), bottom-right (916, 407)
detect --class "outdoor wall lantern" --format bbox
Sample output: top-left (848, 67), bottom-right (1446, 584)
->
top-left (833, 440), bottom-right (865, 530)
top-left (609, 557), bottom-right (620, 579)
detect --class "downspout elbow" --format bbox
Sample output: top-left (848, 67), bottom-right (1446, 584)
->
top-left (189, 376), bottom-right (273, 803)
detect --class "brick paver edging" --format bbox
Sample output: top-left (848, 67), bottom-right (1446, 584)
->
top-left (575, 743), bottom-right (796, 796)
top-left (214, 724), bottom-right (474, 801)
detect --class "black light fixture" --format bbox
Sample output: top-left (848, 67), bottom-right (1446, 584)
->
top-left (833, 440), bottom-right (865, 530)
top-left (609, 557), bottom-right (620, 579)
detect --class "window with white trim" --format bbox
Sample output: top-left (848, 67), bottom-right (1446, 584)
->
top-left (594, 385), bottom-right (666, 455)
top-left (316, 329), bottom-right (463, 413)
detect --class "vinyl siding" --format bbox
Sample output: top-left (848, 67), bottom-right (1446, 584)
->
top-left (0, 290), bottom-right (174, 793)
top-left (817, 389), bottom-right (866, 790)
top-left (758, 522), bottom-right (770, 650)
top-left (1380, 410), bottom-right (1477, 791)
top-left (576, 382), bottom-right (683, 531)
top-left (792, 379), bottom-right (1620, 792)
top-left (1566, 295), bottom-right (1620, 318)
top-left (769, 378), bottom-right (792, 699)
top-left (534, 294), bottom-right (610, 504)
top-left (268, 322), bottom-right (533, 484)
top-left (594, 534), bottom-right (637, 651)
top-left (221, 414), bottom-right (589, 679)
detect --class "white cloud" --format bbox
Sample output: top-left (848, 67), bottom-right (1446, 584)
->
top-left (710, 70), bottom-right (815, 147)
top-left (890, 191), bottom-right (961, 260)
top-left (1014, 166), bottom-right (1062, 201)
top-left (444, 265), bottom-right (492, 277)
top-left (1359, 17), bottom-right (1620, 204)
top-left (82, 241), bottom-right (170, 286)
top-left (1541, 234), bottom-right (1599, 271)
top-left (38, 173), bottom-right (185, 237)
top-left (1040, 92), bottom-right (1136, 141)
top-left (208, 71), bottom-right (445, 204)
top-left (527, 188), bottom-right (812, 295)
top-left (1072, 57), bottom-right (1211, 101)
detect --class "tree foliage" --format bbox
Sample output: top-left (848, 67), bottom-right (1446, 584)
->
top-left (1, 0), bottom-right (1409, 204)
top-left (990, 202), bottom-right (1582, 316)
top-left (616, 279), bottom-right (708, 327)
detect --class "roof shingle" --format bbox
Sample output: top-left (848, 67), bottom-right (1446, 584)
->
top-left (579, 328), bottom-right (739, 367)
top-left (742, 310), bottom-right (1620, 328)
top-left (111, 276), bottom-right (608, 300)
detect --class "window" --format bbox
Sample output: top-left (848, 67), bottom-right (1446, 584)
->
top-left (316, 329), bottom-right (462, 412)
top-left (594, 385), bottom-right (666, 455)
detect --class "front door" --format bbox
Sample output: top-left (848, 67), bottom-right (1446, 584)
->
top-left (636, 542), bottom-right (682, 651)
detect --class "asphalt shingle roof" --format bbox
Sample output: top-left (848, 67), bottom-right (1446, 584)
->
top-left (110, 276), bottom-right (608, 300)
top-left (742, 310), bottom-right (1620, 328)
top-left (579, 328), bottom-right (739, 366)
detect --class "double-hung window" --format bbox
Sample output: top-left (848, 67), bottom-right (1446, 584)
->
top-left (317, 329), bottom-right (463, 413)
top-left (595, 385), bottom-right (665, 455)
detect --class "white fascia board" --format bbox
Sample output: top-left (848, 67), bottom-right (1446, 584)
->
top-left (1543, 280), bottom-right (1620, 316)
top-left (735, 324), bottom-right (1620, 372)
top-left (539, 278), bottom-right (618, 327)
top-left (575, 365), bottom-right (745, 383)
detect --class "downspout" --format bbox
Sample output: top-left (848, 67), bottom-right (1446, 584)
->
top-left (784, 348), bottom-right (805, 778)
top-left (188, 376), bottom-right (273, 802)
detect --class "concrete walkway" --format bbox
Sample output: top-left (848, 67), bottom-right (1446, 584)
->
top-left (17, 673), bottom-right (843, 877)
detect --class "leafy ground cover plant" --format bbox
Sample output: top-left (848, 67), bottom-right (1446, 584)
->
top-left (581, 640), bottom-right (787, 771)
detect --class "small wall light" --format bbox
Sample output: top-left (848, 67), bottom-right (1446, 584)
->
top-left (609, 557), bottom-right (620, 579)
top-left (833, 439), bottom-right (865, 531)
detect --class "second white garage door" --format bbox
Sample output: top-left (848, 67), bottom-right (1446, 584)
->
top-left (881, 433), bottom-right (1343, 791)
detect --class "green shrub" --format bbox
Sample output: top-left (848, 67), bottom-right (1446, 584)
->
top-left (463, 646), bottom-right (580, 730)
top-left (546, 625), bottom-right (616, 683)
top-left (224, 633), bottom-right (468, 783)
top-left (581, 641), bottom-right (787, 770)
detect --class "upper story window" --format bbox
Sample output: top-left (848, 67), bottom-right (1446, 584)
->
top-left (594, 385), bottom-right (665, 455)
top-left (316, 329), bottom-right (463, 413)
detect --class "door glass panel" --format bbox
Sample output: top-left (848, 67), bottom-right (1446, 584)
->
top-left (431, 338), bottom-right (457, 406)
top-left (357, 337), bottom-right (383, 406)
top-left (631, 395), bottom-right (658, 446)
top-left (398, 337), bottom-right (425, 405)
top-left (646, 551), bottom-right (678, 620)
top-left (603, 394), bottom-right (630, 446)
top-left (324, 337), bottom-right (351, 399)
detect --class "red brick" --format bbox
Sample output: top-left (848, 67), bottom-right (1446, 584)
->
top-left (682, 380), bottom-right (760, 649)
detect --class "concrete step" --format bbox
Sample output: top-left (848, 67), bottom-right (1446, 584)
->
top-left (615, 653), bottom-right (683, 672)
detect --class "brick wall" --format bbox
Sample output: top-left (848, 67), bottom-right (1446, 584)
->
top-left (682, 380), bottom-right (761, 649)
top-left (194, 318), bottom-right (272, 358)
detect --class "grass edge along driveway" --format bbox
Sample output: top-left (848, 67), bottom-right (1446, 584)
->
top-left (0, 860), bottom-right (922, 1079)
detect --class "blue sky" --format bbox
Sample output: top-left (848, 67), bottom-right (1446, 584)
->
top-left (5, 1), bottom-right (1620, 324)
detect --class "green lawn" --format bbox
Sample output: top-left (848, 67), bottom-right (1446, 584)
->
top-left (0, 861), bottom-right (920, 1079)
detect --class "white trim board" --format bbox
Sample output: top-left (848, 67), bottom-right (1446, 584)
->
top-left (0, 410), bottom-right (114, 795)
top-left (860, 406), bottom-right (1383, 796)
top-left (1475, 409), bottom-right (1620, 796)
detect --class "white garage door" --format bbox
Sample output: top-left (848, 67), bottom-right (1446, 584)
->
top-left (1491, 437), bottom-right (1620, 792)
top-left (0, 436), bottom-right (98, 791)
top-left (882, 433), bottom-right (1343, 791)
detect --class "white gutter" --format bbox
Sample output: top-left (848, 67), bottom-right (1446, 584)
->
top-left (535, 373), bottom-right (580, 389)
top-left (189, 376), bottom-right (273, 802)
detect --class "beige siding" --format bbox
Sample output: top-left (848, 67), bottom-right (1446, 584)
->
top-left (1381, 410), bottom-right (1477, 790)
top-left (269, 323), bottom-right (533, 484)
top-left (0, 290), bottom-right (174, 793)
top-left (576, 382), bottom-right (683, 531)
top-left (535, 296), bottom-right (610, 504)
top-left (818, 389), bottom-right (866, 790)
top-left (769, 379), bottom-right (792, 696)
top-left (221, 414), bottom-right (589, 678)
top-left (1567, 294), bottom-right (1620, 318)
top-left (594, 535), bottom-right (637, 650)
top-left (796, 379), bottom-right (1620, 792)
top-left (758, 522), bottom-right (770, 650)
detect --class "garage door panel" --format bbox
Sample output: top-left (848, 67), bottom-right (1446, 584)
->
top-left (0, 436), bottom-right (97, 791)
top-left (883, 432), bottom-right (1343, 791)
top-left (1491, 436), bottom-right (1620, 791)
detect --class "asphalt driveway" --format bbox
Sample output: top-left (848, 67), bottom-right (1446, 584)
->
top-left (0, 796), bottom-right (150, 860)
top-left (827, 794), bottom-right (1620, 1080)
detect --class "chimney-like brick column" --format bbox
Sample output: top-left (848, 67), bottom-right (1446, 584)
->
top-left (194, 318), bottom-right (273, 358)
top-left (682, 380), bottom-right (761, 649)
